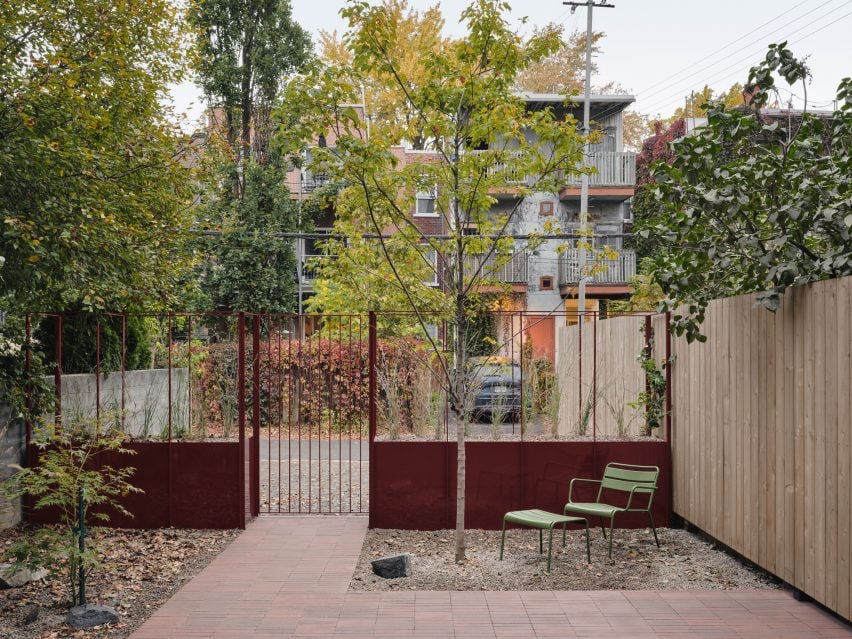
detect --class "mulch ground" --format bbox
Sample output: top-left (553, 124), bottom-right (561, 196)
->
top-left (350, 527), bottom-right (783, 592)
top-left (0, 526), bottom-right (239, 639)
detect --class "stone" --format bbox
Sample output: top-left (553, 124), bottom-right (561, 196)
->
top-left (371, 554), bottom-right (412, 579)
top-left (21, 604), bottom-right (39, 626)
top-left (0, 562), bottom-right (49, 589)
top-left (67, 604), bottom-right (120, 629)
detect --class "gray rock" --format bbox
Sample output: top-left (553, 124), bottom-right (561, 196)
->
top-left (0, 562), bottom-right (49, 589)
top-left (67, 604), bottom-right (120, 629)
top-left (21, 604), bottom-right (39, 626)
top-left (371, 554), bottom-right (412, 579)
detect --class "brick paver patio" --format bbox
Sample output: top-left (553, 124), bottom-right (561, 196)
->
top-left (132, 516), bottom-right (852, 638)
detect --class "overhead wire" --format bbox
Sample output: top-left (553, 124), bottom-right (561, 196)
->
top-left (640, 2), bottom-right (852, 114)
top-left (637, 0), bottom-right (835, 100)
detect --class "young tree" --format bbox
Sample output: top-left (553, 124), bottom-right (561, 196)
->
top-left (638, 44), bottom-right (852, 342)
top-left (189, 0), bottom-right (311, 312)
top-left (278, 0), bottom-right (588, 561)
top-left (0, 0), bottom-right (196, 313)
top-left (318, 0), bottom-right (450, 150)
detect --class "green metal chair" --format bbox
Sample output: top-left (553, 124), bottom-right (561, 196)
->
top-left (563, 462), bottom-right (660, 558)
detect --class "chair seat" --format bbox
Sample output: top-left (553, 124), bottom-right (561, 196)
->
top-left (504, 508), bottom-right (586, 529)
top-left (564, 502), bottom-right (621, 517)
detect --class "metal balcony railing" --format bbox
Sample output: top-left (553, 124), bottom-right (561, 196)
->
top-left (463, 252), bottom-right (528, 284)
top-left (563, 151), bottom-right (636, 187)
top-left (301, 173), bottom-right (330, 193)
top-left (558, 249), bottom-right (636, 286)
top-left (301, 254), bottom-right (336, 284)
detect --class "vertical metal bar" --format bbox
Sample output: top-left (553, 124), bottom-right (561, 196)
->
top-left (237, 312), bottom-right (247, 528)
top-left (578, 311), bottom-right (583, 430)
top-left (24, 316), bottom-right (33, 523)
top-left (252, 314), bottom-right (261, 518)
top-left (510, 312), bottom-right (516, 436)
top-left (267, 316), bottom-right (272, 514)
top-left (327, 316), bottom-right (332, 511)
top-left (95, 319), bottom-right (101, 424)
top-left (348, 314), bottom-right (353, 513)
top-left (287, 317), bottom-right (293, 513)
top-left (520, 311), bottom-right (525, 440)
top-left (121, 315), bottom-right (126, 431)
top-left (277, 317), bottom-right (283, 513)
top-left (187, 315), bottom-right (193, 438)
top-left (368, 311), bottom-right (377, 527)
top-left (297, 318), bottom-right (303, 513)
top-left (55, 314), bottom-right (62, 429)
top-left (167, 314), bottom-right (173, 440)
top-left (338, 316), bottom-right (343, 512)
top-left (358, 315), bottom-right (364, 512)
top-left (593, 312), bottom-right (597, 442)
top-left (644, 315), bottom-right (652, 427)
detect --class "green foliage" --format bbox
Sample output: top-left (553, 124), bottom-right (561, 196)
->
top-left (0, 0), bottom-right (197, 313)
top-left (637, 44), bottom-right (852, 342)
top-left (35, 315), bottom-right (152, 375)
top-left (628, 325), bottom-right (669, 437)
top-left (197, 158), bottom-right (300, 312)
top-left (189, 0), bottom-right (311, 312)
top-left (2, 417), bottom-right (140, 606)
top-left (606, 263), bottom-right (664, 315)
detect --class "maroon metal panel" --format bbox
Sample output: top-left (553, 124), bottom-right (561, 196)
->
top-left (28, 442), bottom-right (243, 529)
top-left (370, 442), bottom-right (451, 530)
top-left (371, 440), bottom-right (671, 531)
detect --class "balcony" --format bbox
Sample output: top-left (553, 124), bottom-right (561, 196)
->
top-left (300, 172), bottom-right (331, 193)
top-left (558, 249), bottom-right (636, 286)
top-left (300, 254), bottom-right (336, 290)
top-left (469, 150), bottom-right (636, 190)
top-left (562, 151), bottom-right (636, 187)
top-left (463, 252), bottom-right (528, 284)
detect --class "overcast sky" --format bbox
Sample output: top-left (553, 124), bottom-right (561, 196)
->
top-left (169, 0), bottom-right (852, 130)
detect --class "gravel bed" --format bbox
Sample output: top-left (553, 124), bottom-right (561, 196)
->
top-left (0, 526), bottom-right (239, 638)
top-left (350, 527), bottom-right (782, 592)
top-left (260, 460), bottom-right (369, 514)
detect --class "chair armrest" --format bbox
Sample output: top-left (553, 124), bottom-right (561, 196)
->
top-left (568, 478), bottom-right (601, 503)
top-left (624, 485), bottom-right (656, 511)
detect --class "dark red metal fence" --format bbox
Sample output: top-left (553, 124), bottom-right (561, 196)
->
top-left (20, 309), bottom-right (672, 528)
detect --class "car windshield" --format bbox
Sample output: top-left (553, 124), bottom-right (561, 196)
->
top-left (472, 363), bottom-right (520, 379)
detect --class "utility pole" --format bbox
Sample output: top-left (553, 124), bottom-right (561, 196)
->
top-left (563, 0), bottom-right (614, 324)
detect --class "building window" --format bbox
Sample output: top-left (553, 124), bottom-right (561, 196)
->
top-left (415, 189), bottom-right (438, 217)
top-left (423, 323), bottom-right (438, 340)
top-left (622, 199), bottom-right (633, 222)
top-left (539, 201), bottom-right (554, 216)
top-left (540, 275), bottom-right (553, 291)
top-left (424, 249), bottom-right (439, 286)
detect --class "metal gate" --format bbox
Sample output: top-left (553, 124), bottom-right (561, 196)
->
top-left (251, 313), bottom-right (371, 515)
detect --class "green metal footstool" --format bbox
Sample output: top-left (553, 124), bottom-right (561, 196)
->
top-left (499, 509), bottom-right (591, 573)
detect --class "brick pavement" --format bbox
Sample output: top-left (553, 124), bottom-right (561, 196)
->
top-left (132, 516), bottom-right (852, 638)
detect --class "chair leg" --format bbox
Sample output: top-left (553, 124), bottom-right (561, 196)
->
top-left (599, 517), bottom-right (608, 538)
top-left (499, 519), bottom-right (507, 561)
top-left (539, 528), bottom-right (543, 554)
top-left (583, 520), bottom-right (591, 563)
top-left (607, 517), bottom-right (615, 558)
top-left (546, 526), bottom-right (554, 573)
top-left (646, 511), bottom-right (660, 548)
top-left (562, 521), bottom-right (567, 547)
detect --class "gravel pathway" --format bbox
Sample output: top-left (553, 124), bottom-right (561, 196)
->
top-left (350, 527), bottom-right (782, 592)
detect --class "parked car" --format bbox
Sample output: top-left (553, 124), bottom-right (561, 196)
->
top-left (462, 356), bottom-right (523, 422)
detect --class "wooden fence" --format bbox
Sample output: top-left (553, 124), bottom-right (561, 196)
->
top-left (554, 277), bottom-right (852, 620)
top-left (556, 314), bottom-right (666, 440)
top-left (670, 276), bottom-right (852, 621)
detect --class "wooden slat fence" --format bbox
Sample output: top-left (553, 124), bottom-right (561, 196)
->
top-left (670, 277), bottom-right (852, 621)
top-left (556, 314), bottom-right (662, 439)
top-left (554, 277), bottom-right (852, 621)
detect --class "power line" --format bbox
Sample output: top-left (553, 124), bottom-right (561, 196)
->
top-left (639, 0), bottom-right (849, 111)
top-left (640, 5), bottom-right (852, 115)
top-left (636, 0), bottom-right (825, 96)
